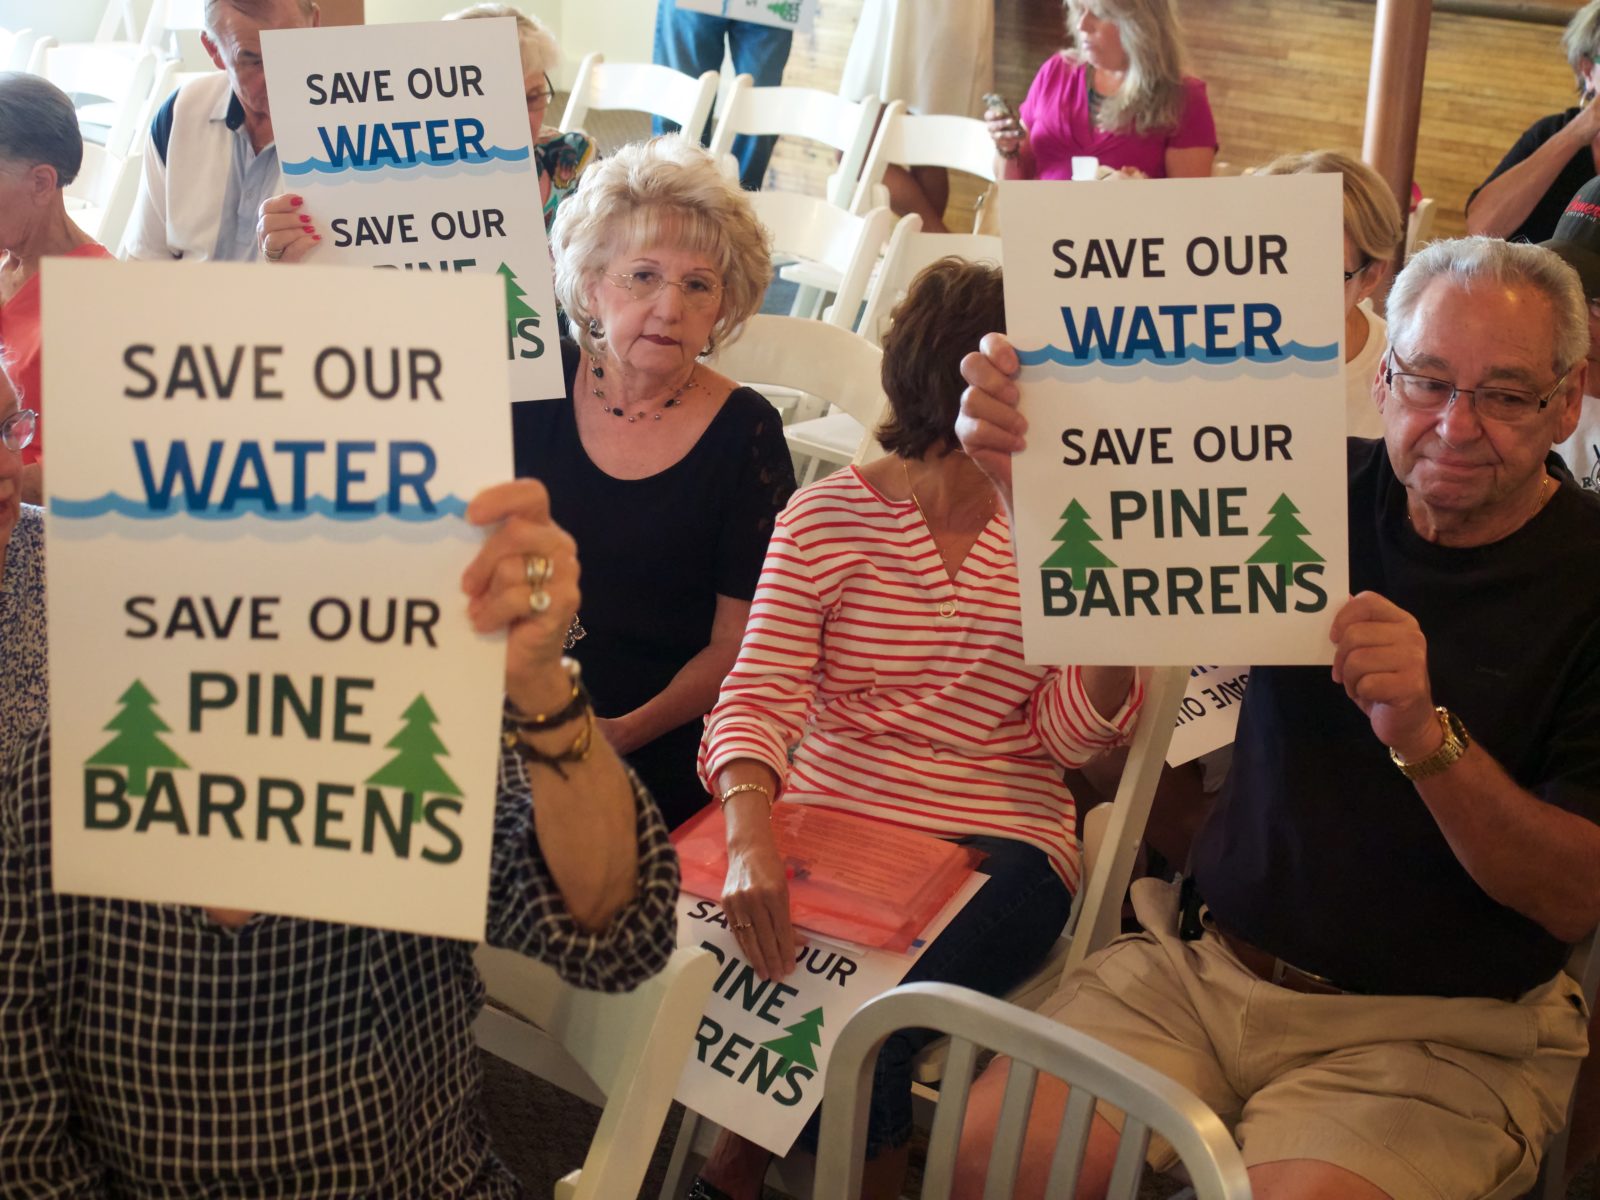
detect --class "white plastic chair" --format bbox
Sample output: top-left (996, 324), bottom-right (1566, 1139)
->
top-left (709, 76), bottom-right (880, 206)
top-left (24, 34), bottom-right (55, 76)
top-left (749, 191), bottom-right (893, 327)
top-left (42, 42), bottom-right (160, 158)
top-left (850, 100), bottom-right (998, 225)
top-left (816, 982), bottom-right (1253, 1200)
top-left (856, 214), bottom-right (1002, 347)
top-left (559, 51), bottom-right (718, 143)
top-left (709, 314), bottom-right (887, 485)
top-left (64, 140), bottom-right (142, 252)
top-left (1405, 196), bottom-right (1436, 260)
top-left (95, 0), bottom-right (142, 43)
top-left (1538, 925), bottom-right (1600, 1199)
top-left (473, 943), bottom-right (717, 1200)
top-left (0, 27), bottom-right (37, 72)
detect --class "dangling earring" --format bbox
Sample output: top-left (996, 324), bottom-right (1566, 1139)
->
top-left (702, 333), bottom-right (716, 358)
top-left (588, 316), bottom-right (604, 341)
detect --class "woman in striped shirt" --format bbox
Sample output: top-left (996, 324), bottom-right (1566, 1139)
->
top-left (690, 259), bottom-right (1143, 1200)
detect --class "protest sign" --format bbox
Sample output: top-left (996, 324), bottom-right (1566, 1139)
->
top-left (674, 875), bottom-right (985, 1156)
top-left (1167, 664), bottom-right (1249, 767)
top-left (262, 19), bottom-right (562, 401)
top-left (43, 259), bottom-right (511, 941)
top-left (1002, 175), bottom-right (1349, 665)
top-left (675, 0), bottom-right (818, 34)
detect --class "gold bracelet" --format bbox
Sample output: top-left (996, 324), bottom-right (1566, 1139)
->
top-left (502, 707), bottom-right (595, 781)
top-left (719, 781), bottom-right (774, 812)
top-left (503, 658), bottom-right (587, 730)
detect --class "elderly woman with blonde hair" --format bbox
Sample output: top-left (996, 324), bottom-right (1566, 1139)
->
top-left (510, 136), bottom-right (795, 828)
top-left (1257, 150), bottom-right (1403, 438)
top-left (988, 0), bottom-right (1216, 182)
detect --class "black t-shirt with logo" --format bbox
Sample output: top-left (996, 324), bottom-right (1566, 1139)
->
top-left (1192, 438), bottom-right (1600, 999)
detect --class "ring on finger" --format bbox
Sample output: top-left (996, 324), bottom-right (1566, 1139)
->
top-left (730, 922), bottom-right (753, 931)
top-left (527, 588), bottom-right (552, 614)
top-left (264, 244), bottom-right (285, 262)
top-left (524, 553), bottom-right (554, 588)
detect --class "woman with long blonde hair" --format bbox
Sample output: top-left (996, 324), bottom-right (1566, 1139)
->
top-left (988, 0), bottom-right (1216, 181)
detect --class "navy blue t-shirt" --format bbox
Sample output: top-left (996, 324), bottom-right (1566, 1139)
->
top-left (1192, 438), bottom-right (1600, 999)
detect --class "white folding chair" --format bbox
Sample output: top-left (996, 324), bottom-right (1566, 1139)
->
top-left (1405, 196), bottom-right (1437, 261)
top-left (0, 27), bottom-right (37, 72)
top-left (856, 214), bottom-right (1002, 347)
top-left (849, 100), bottom-right (998, 226)
top-left (749, 191), bottom-right (892, 329)
top-left (64, 140), bottom-right (142, 252)
top-left (42, 42), bottom-right (160, 157)
top-left (559, 51), bottom-right (718, 143)
top-left (709, 314), bottom-right (887, 485)
top-left (24, 34), bottom-right (55, 76)
top-left (95, 0), bottom-right (142, 43)
top-left (473, 943), bottom-right (717, 1200)
top-left (816, 983), bottom-right (1253, 1200)
top-left (709, 75), bottom-right (880, 206)
top-left (141, 0), bottom-right (210, 72)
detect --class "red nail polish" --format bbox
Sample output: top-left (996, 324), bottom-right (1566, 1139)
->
top-left (299, 214), bottom-right (311, 224)
top-left (312, 234), bottom-right (321, 241)
top-left (289, 196), bottom-right (303, 207)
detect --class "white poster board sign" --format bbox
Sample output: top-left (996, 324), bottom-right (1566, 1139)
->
top-left (1002, 175), bottom-right (1349, 666)
top-left (674, 876), bottom-right (984, 1156)
top-left (1166, 664), bottom-right (1250, 767)
top-left (675, 0), bottom-right (817, 34)
top-left (262, 19), bottom-right (562, 402)
top-left (43, 259), bottom-right (511, 942)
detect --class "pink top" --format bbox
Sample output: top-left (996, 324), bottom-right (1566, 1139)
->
top-left (1018, 54), bottom-right (1216, 182)
top-left (0, 241), bottom-right (114, 466)
top-left (698, 468), bottom-right (1144, 890)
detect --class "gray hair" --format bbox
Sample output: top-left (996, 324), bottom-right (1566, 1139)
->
top-left (1387, 236), bottom-right (1589, 374)
top-left (446, 3), bottom-right (560, 81)
top-left (204, 0), bottom-right (317, 32)
top-left (1565, 1), bottom-right (1600, 94)
top-left (0, 72), bottom-right (82, 187)
top-left (551, 136), bottom-right (772, 359)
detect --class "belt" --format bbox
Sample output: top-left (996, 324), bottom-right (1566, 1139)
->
top-left (1215, 928), bottom-right (1351, 996)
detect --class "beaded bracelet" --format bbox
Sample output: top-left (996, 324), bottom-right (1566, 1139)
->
top-left (502, 708), bottom-right (596, 781)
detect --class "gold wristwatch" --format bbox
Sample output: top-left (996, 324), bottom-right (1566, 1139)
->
top-left (1389, 707), bottom-right (1470, 780)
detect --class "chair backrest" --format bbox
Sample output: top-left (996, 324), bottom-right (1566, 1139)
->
top-left (709, 315), bottom-right (886, 430)
top-left (559, 51), bottom-right (718, 140)
top-left (473, 943), bottom-right (717, 1200)
top-left (43, 42), bottom-right (160, 158)
top-left (816, 982), bottom-right (1252, 1200)
top-left (65, 141), bottom-right (142, 252)
top-left (1405, 196), bottom-right (1436, 260)
top-left (0, 27), bottom-right (36, 72)
top-left (851, 101), bottom-right (996, 216)
top-left (748, 192), bottom-right (893, 329)
top-left (856, 214), bottom-right (1002, 346)
top-left (709, 77), bottom-right (880, 207)
top-left (24, 34), bottom-right (56, 75)
top-left (96, 0), bottom-right (140, 43)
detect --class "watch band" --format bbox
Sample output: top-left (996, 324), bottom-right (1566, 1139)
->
top-left (1389, 707), bottom-right (1470, 781)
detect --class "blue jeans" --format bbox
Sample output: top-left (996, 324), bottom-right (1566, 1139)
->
top-left (651, 0), bottom-right (793, 191)
top-left (796, 834), bottom-right (1075, 1156)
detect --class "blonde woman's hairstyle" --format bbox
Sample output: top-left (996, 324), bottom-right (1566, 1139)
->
top-left (1257, 150), bottom-right (1403, 266)
top-left (1065, 0), bottom-right (1188, 135)
top-left (551, 136), bottom-right (773, 359)
top-left (1564, 0), bottom-right (1600, 96)
top-left (446, 2), bottom-right (560, 81)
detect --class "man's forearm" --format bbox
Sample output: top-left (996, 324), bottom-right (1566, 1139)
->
top-left (1418, 745), bottom-right (1600, 944)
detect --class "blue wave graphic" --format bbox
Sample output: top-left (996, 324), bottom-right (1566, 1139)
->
top-left (281, 145), bottom-right (530, 176)
top-left (1016, 340), bottom-right (1339, 368)
top-left (1019, 354), bottom-right (1342, 384)
top-left (297, 157), bottom-right (533, 187)
top-left (50, 492), bottom-right (470, 522)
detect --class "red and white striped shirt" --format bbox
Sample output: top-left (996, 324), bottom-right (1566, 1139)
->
top-left (699, 467), bottom-right (1144, 890)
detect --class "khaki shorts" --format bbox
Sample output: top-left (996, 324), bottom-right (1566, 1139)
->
top-left (1040, 878), bottom-right (1590, 1200)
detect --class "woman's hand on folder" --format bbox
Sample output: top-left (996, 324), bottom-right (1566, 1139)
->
top-left (719, 762), bottom-right (795, 980)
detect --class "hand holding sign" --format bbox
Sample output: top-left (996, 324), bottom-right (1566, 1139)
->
top-left (956, 333), bottom-right (1026, 507)
top-left (258, 193), bottom-right (321, 264)
top-left (1329, 591), bottom-right (1440, 761)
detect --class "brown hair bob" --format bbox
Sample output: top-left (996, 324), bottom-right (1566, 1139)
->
top-left (875, 257), bottom-right (1006, 459)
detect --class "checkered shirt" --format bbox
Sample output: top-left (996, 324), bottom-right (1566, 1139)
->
top-left (0, 724), bottom-right (680, 1198)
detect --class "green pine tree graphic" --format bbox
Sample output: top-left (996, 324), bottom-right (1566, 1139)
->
top-left (761, 1006), bottom-right (824, 1072)
top-left (1246, 494), bottom-right (1324, 566)
top-left (767, 0), bottom-right (801, 22)
top-left (366, 694), bottom-right (463, 825)
top-left (497, 262), bottom-right (540, 336)
top-left (85, 681), bottom-right (188, 798)
top-left (1040, 499), bottom-right (1116, 588)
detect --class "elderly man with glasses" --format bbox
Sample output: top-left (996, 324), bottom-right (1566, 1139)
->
top-left (950, 235), bottom-right (1600, 1200)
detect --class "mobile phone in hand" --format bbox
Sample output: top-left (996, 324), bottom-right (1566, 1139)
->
top-left (983, 91), bottom-right (1021, 158)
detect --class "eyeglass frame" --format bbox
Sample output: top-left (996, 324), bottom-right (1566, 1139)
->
top-left (1382, 347), bottom-right (1571, 424)
top-left (1343, 258), bottom-right (1373, 283)
top-left (1, 407), bottom-right (38, 453)
top-left (603, 270), bottom-right (724, 308)
top-left (527, 72), bottom-right (556, 112)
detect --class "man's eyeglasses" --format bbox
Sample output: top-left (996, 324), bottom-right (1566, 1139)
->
top-left (1383, 348), bottom-right (1568, 425)
top-left (605, 270), bottom-right (723, 310)
top-left (1, 408), bottom-right (36, 453)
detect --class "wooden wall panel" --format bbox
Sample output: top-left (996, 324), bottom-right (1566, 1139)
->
top-left (772, 0), bottom-right (1585, 242)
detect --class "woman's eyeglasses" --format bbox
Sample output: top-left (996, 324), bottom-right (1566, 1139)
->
top-left (1, 408), bottom-right (37, 453)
